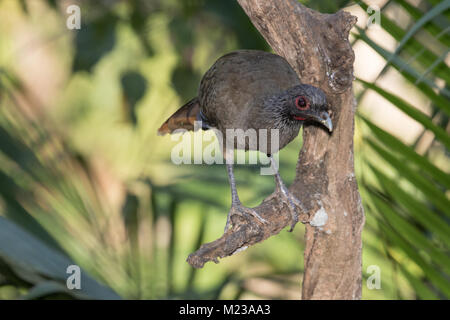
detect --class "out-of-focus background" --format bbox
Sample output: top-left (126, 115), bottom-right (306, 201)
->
top-left (0, 0), bottom-right (448, 300)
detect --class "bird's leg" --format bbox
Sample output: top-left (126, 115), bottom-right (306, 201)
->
top-left (224, 153), bottom-right (267, 232)
top-left (269, 156), bottom-right (304, 231)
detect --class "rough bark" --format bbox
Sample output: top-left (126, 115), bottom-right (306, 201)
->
top-left (186, 0), bottom-right (365, 300)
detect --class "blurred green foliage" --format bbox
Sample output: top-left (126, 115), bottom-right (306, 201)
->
top-left (0, 0), bottom-right (448, 299)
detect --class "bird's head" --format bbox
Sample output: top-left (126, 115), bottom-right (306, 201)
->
top-left (283, 84), bottom-right (332, 132)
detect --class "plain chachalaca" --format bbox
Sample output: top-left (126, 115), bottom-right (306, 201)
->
top-left (158, 50), bottom-right (332, 232)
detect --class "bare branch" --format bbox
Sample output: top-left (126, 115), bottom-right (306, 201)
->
top-left (187, 196), bottom-right (310, 268)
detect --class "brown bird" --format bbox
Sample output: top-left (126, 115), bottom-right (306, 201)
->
top-left (158, 50), bottom-right (332, 232)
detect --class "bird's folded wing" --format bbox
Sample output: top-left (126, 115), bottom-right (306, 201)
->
top-left (157, 97), bottom-right (201, 135)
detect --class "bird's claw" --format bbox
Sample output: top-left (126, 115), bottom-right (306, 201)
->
top-left (224, 204), bottom-right (267, 232)
top-left (284, 193), bottom-right (301, 232)
top-left (269, 188), bottom-right (303, 232)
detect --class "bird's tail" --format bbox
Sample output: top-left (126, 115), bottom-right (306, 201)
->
top-left (157, 97), bottom-right (202, 135)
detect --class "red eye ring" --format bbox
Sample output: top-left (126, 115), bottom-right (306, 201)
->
top-left (295, 96), bottom-right (310, 110)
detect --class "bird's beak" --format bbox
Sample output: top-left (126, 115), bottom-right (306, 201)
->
top-left (314, 111), bottom-right (333, 132)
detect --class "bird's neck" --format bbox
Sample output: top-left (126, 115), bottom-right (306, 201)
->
top-left (260, 93), bottom-right (301, 130)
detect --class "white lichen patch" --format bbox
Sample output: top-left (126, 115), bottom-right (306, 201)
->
top-left (310, 207), bottom-right (328, 227)
top-left (344, 211), bottom-right (348, 217)
top-left (232, 246), bottom-right (248, 255)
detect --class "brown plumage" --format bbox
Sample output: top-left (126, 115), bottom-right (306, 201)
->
top-left (157, 50), bottom-right (332, 232)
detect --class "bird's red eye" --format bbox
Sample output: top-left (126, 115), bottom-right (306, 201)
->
top-left (295, 96), bottom-right (310, 110)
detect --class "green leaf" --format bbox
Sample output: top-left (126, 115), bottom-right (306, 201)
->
top-left (357, 2), bottom-right (450, 84)
top-left (360, 115), bottom-right (450, 189)
top-left (72, 13), bottom-right (118, 72)
top-left (397, 264), bottom-right (439, 300)
top-left (366, 139), bottom-right (450, 218)
top-left (355, 7), bottom-right (450, 85)
top-left (358, 79), bottom-right (450, 149)
top-left (389, 0), bottom-right (450, 64)
top-left (370, 193), bottom-right (450, 274)
top-left (367, 199), bottom-right (450, 297)
top-left (21, 281), bottom-right (78, 300)
top-left (354, 29), bottom-right (450, 111)
top-left (0, 171), bottom-right (64, 253)
top-left (415, 49), bottom-right (450, 86)
top-left (167, 197), bottom-right (178, 296)
top-left (395, 0), bottom-right (450, 47)
top-left (120, 71), bottom-right (149, 126)
top-left (0, 216), bottom-right (121, 299)
top-left (186, 208), bottom-right (207, 292)
top-left (368, 164), bottom-right (450, 246)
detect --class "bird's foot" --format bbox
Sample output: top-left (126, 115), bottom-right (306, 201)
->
top-left (268, 187), bottom-right (303, 232)
top-left (224, 204), bottom-right (267, 232)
